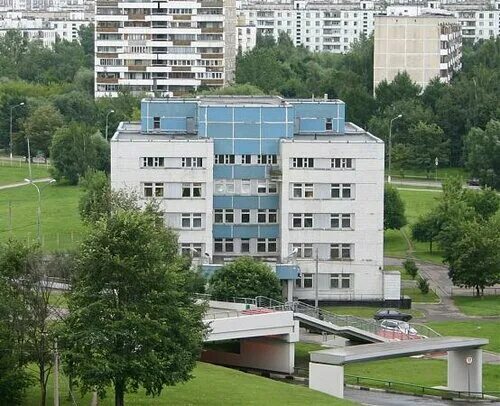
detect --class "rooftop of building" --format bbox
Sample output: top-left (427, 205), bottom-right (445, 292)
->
top-left (143, 95), bottom-right (344, 106)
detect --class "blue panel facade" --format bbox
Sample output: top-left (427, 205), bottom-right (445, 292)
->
top-left (275, 264), bottom-right (301, 280)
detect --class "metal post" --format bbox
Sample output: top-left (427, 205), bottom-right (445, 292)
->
top-left (27, 136), bottom-right (32, 181)
top-left (388, 114), bottom-right (402, 183)
top-left (315, 248), bottom-right (319, 309)
top-left (54, 338), bottom-right (59, 406)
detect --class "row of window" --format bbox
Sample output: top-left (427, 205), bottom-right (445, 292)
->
top-left (215, 179), bottom-right (277, 195)
top-left (290, 243), bottom-right (352, 259)
top-left (214, 154), bottom-right (278, 165)
top-left (293, 183), bottom-right (353, 199)
top-left (292, 157), bottom-right (353, 169)
top-left (214, 238), bottom-right (277, 254)
top-left (296, 273), bottom-right (353, 289)
top-left (141, 157), bottom-right (204, 168)
top-left (292, 213), bottom-right (352, 229)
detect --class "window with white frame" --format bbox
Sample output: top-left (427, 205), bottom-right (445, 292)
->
top-left (257, 154), bottom-right (278, 165)
top-left (181, 157), bottom-right (203, 168)
top-left (214, 209), bottom-right (234, 224)
top-left (181, 213), bottom-right (202, 229)
top-left (330, 243), bottom-right (353, 260)
top-left (291, 243), bottom-right (313, 258)
top-left (296, 273), bottom-right (313, 288)
top-left (182, 182), bottom-right (202, 198)
top-left (241, 238), bottom-right (250, 253)
top-left (257, 180), bottom-right (277, 194)
top-left (331, 158), bottom-right (353, 169)
top-left (241, 209), bottom-right (250, 223)
top-left (241, 179), bottom-right (251, 194)
top-left (292, 183), bottom-right (314, 198)
top-left (239, 154), bottom-right (252, 164)
top-left (214, 154), bottom-right (235, 164)
top-left (330, 273), bottom-right (352, 289)
top-left (330, 213), bottom-right (352, 229)
top-left (291, 157), bottom-right (314, 168)
top-left (331, 183), bottom-right (352, 199)
top-left (292, 213), bottom-right (313, 228)
top-left (143, 182), bottom-right (164, 197)
top-left (257, 209), bottom-right (277, 223)
top-left (181, 243), bottom-right (202, 257)
top-left (214, 180), bottom-right (235, 195)
top-left (214, 238), bottom-right (233, 253)
top-left (257, 238), bottom-right (277, 253)
top-left (141, 157), bottom-right (165, 168)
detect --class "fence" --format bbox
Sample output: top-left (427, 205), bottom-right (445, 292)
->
top-left (3, 232), bottom-right (85, 251)
top-left (0, 157), bottom-right (50, 167)
top-left (450, 287), bottom-right (500, 297)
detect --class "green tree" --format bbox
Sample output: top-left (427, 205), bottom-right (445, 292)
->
top-left (374, 72), bottom-right (422, 112)
top-left (464, 187), bottom-right (500, 219)
top-left (53, 90), bottom-right (96, 123)
top-left (78, 170), bottom-right (112, 223)
top-left (60, 209), bottom-right (205, 406)
top-left (464, 120), bottom-right (500, 189)
top-left (0, 30), bottom-right (28, 78)
top-left (411, 212), bottom-right (441, 254)
top-left (407, 122), bottom-right (449, 175)
top-left (78, 24), bottom-right (94, 68)
top-left (50, 123), bottom-right (110, 184)
top-left (384, 184), bottom-right (407, 230)
top-left (209, 257), bottom-right (282, 301)
top-left (403, 258), bottom-right (418, 279)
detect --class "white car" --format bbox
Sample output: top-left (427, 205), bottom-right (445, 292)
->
top-left (379, 319), bottom-right (418, 336)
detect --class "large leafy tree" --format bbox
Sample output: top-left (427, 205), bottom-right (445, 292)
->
top-left (209, 257), bottom-right (282, 301)
top-left (60, 209), bottom-right (206, 406)
top-left (407, 122), bottom-right (449, 175)
top-left (384, 184), bottom-right (407, 230)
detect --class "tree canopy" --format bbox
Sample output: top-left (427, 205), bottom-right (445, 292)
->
top-left (384, 184), bottom-right (407, 230)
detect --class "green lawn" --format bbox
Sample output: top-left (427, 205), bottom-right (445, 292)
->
top-left (23, 362), bottom-right (352, 406)
top-left (48, 290), bottom-right (68, 308)
top-left (0, 183), bottom-right (84, 251)
top-left (385, 265), bottom-right (413, 280)
top-left (427, 321), bottom-right (500, 353)
top-left (321, 305), bottom-right (424, 319)
top-left (402, 287), bottom-right (440, 303)
top-left (388, 167), bottom-right (468, 181)
top-left (0, 161), bottom-right (51, 186)
top-left (452, 296), bottom-right (500, 317)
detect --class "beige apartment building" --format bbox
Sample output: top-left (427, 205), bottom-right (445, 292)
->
top-left (373, 14), bottom-right (462, 91)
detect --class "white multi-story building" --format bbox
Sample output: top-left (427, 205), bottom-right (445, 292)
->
top-left (94, 0), bottom-right (236, 98)
top-left (111, 95), bottom-right (401, 305)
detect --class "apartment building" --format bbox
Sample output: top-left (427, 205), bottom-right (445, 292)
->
top-left (111, 96), bottom-right (400, 304)
top-left (374, 14), bottom-right (462, 90)
top-left (94, 0), bottom-right (236, 98)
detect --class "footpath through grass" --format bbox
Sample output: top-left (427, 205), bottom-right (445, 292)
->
top-left (23, 361), bottom-right (353, 406)
top-left (452, 296), bottom-right (500, 317)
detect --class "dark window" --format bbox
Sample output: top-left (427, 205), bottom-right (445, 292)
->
top-left (153, 116), bottom-right (160, 129)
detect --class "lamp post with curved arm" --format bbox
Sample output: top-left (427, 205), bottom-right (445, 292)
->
top-left (24, 178), bottom-right (56, 241)
top-left (388, 114), bottom-right (403, 183)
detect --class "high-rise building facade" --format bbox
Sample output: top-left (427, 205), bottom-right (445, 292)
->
top-left (111, 96), bottom-right (401, 303)
top-left (95, 0), bottom-right (236, 98)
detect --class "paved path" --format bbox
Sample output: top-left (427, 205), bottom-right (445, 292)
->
top-left (0, 178), bottom-right (52, 190)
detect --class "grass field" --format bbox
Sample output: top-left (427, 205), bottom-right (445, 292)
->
top-left (452, 296), bottom-right (500, 317)
top-left (0, 161), bottom-right (51, 186)
top-left (402, 287), bottom-right (440, 303)
top-left (384, 264), bottom-right (413, 280)
top-left (23, 362), bottom-right (352, 406)
top-left (388, 167), bottom-right (468, 181)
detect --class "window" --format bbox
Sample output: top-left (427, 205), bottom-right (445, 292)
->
top-left (331, 213), bottom-right (352, 229)
top-left (257, 154), bottom-right (278, 165)
top-left (293, 183), bottom-right (314, 198)
top-left (241, 179), bottom-right (251, 194)
top-left (257, 180), bottom-right (277, 194)
top-left (240, 154), bottom-right (252, 164)
top-left (182, 183), bottom-right (202, 198)
top-left (292, 157), bottom-right (314, 168)
top-left (241, 209), bottom-right (250, 223)
top-left (143, 182), bottom-right (164, 197)
top-left (182, 157), bottom-right (203, 168)
top-left (325, 118), bottom-right (333, 130)
top-left (257, 238), bottom-right (277, 253)
top-left (181, 243), bottom-right (202, 257)
top-left (292, 213), bottom-right (313, 228)
top-left (214, 209), bottom-right (234, 224)
top-left (215, 154), bottom-right (235, 164)
top-left (241, 238), bottom-right (250, 253)
top-left (331, 183), bottom-right (352, 199)
top-left (258, 209), bottom-right (277, 223)
top-left (214, 180), bottom-right (235, 195)
top-left (214, 238), bottom-right (233, 253)
top-left (141, 157), bottom-right (164, 168)
top-left (330, 243), bottom-right (352, 260)
top-left (296, 273), bottom-right (313, 288)
top-left (292, 243), bottom-right (313, 258)
top-left (331, 158), bottom-right (353, 169)
top-left (153, 116), bottom-right (160, 129)
top-left (330, 273), bottom-right (352, 289)
top-left (181, 213), bottom-right (202, 229)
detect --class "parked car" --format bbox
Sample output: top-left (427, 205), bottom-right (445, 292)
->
top-left (467, 178), bottom-right (480, 187)
top-left (379, 319), bottom-right (418, 336)
top-left (373, 309), bottom-right (412, 322)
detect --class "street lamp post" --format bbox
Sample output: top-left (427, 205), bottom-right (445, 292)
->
top-left (9, 102), bottom-right (25, 162)
top-left (24, 178), bottom-right (56, 241)
top-left (388, 114), bottom-right (403, 183)
top-left (105, 110), bottom-right (115, 141)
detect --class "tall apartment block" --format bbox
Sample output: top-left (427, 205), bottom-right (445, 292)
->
top-left (95, 0), bottom-right (236, 97)
top-left (111, 96), bottom-right (401, 303)
top-left (374, 14), bottom-right (462, 90)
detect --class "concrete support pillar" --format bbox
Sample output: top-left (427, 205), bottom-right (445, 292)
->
top-left (286, 279), bottom-right (294, 302)
top-left (447, 348), bottom-right (483, 393)
top-left (309, 362), bottom-right (344, 399)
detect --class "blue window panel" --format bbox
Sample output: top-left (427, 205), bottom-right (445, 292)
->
top-left (233, 225), bottom-right (259, 238)
top-left (164, 118), bottom-right (186, 132)
top-left (213, 224), bottom-right (233, 239)
top-left (286, 123), bottom-right (294, 138)
top-left (262, 123), bottom-right (286, 138)
top-left (299, 118), bottom-right (324, 133)
top-left (234, 123), bottom-right (260, 138)
top-left (234, 107), bottom-right (260, 122)
top-left (261, 139), bottom-right (279, 154)
top-left (213, 165), bottom-right (233, 179)
top-left (234, 139), bottom-right (260, 155)
top-left (262, 107), bottom-right (286, 122)
top-left (214, 139), bottom-right (234, 154)
top-left (233, 196), bottom-right (259, 209)
top-left (207, 106), bottom-right (232, 121)
top-left (258, 195), bottom-right (279, 209)
top-left (275, 264), bottom-right (301, 280)
top-left (213, 196), bottom-right (233, 208)
top-left (208, 122), bottom-right (232, 138)
top-left (258, 225), bottom-right (279, 238)
top-left (233, 165), bottom-right (266, 179)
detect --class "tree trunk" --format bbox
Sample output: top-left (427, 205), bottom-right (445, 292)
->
top-left (475, 285), bottom-right (481, 297)
top-left (114, 380), bottom-right (125, 406)
top-left (39, 369), bottom-right (46, 406)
